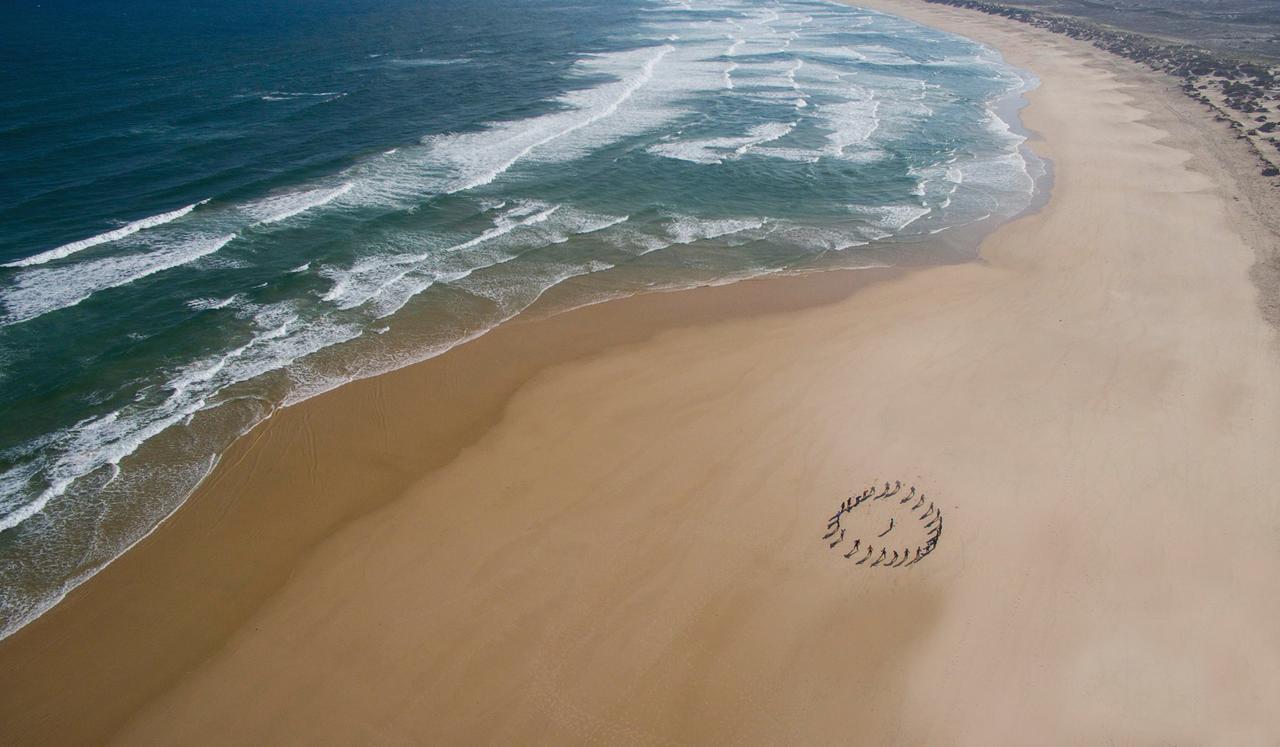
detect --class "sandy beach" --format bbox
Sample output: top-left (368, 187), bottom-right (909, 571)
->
top-left (4, 0), bottom-right (1280, 743)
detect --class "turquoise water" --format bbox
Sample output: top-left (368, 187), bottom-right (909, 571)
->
top-left (0, 0), bottom-right (1042, 637)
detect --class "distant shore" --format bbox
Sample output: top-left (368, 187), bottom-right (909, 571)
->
top-left (4, 0), bottom-right (1280, 742)
top-left (917, 0), bottom-right (1280, 179)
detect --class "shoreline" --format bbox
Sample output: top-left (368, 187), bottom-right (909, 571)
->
top-left (0, 24), bottom-right (1047, 645)
top-left (0, 264), bottom-right (915, 743)
top-left (0, 1), bottom-right (1051, 648)
top-left (5, 0), bottom-right (1280, 742)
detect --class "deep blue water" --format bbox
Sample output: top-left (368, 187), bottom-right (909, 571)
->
top-left (0, 0), bottom-right (1042, 637)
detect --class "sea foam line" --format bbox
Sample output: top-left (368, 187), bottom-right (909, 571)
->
top-left (438, 45), bottom-right (673, 194)
top-left (248, 182), bottom-right (354, 225)
top-left (0, 306), bottom-right (362, 537)
top-left (3, 200), bottom-right (208, 268)
top-left (649, 121), bottom-right (796, 165)
top-left (320, 203), bottom-right (557, 311)
top-left (1, 234), bottom-right (237, 327)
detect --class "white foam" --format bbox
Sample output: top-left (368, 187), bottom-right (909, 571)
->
top-left (981, 108), bottom-right (1026, 147)
top-left (765, 222), bottom-right (871, 252)
top-left (908, 160), bottom-right (965, 211)
top-left (821, 97), bottom-right (881, 156)
top-left (667, 216), bottom-right (767, 244)
top-left (955, 151), bottom-right (1034, 198)
top-left (784, 58), bottom-right (804, 85)
top-left (849, 204), bottom-right (932, 234)
top-left (426, 45), bottom-right (674, 194)
top-left (451, 256), bottom-right (617, 314)
top-left (740, 90), bottom-right (802, 100)
top-left (263, 90), bottom-right (345, 98)
top-left (0, 302), bottom-right (363, 533)
top-left (522, 259), bottom-right (617, 307)
top-left (752, 146), bottom-right (821, 163)
top-left (168, 319), bottom-right (292, 399)
top-left (319, 202), bottom-right (627, 318)
top-left (852, 44), bottom-right (917, 66)
top-left (261, 91), bottom-right (347, 102)
top-left (245, 182), bottom-right (354, 225)
top-left (186, 295), bottom-right (239, 311)
top-left (554, 212), bottom-right (630, 239)
top-left (603, 225), bottom-right (673, 257)
top-left (649, 121), bottom-right (796, 165)
top-left (1, 234), bottom-right (236, 326)
top-left (4, 201), bottom-right (207, 268)
top-left (723, 61), bottom-right (738, 90)
top-left (385, 58), bottom-right (472, 67)
top-left (445, 205), bottom-right (559, 253)
top-left (358, 210), bottom-right (629, 320)
top-left (734, 121), bottom-right (797, 155)
top-left (353, 213), bottom-right (617, 317)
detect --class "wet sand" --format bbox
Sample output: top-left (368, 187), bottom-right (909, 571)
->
top-left (4, 0), bottom-right (1280, 743)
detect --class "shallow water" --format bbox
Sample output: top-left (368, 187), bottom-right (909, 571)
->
top-left (0, 0), bottom-right (1042, 637)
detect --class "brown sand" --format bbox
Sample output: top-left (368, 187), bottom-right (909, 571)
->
top-left (4, 1), bottom-right (1280, 743)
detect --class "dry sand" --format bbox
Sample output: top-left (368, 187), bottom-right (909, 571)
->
top-left (4, 1), bottom-right (1280, 743)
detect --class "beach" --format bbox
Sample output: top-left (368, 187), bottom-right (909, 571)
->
top-left (4, 0), bottom-right (1280, 742)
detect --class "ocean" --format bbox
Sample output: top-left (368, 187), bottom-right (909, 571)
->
top-left (0, 0), bottom-right (1043, 638)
